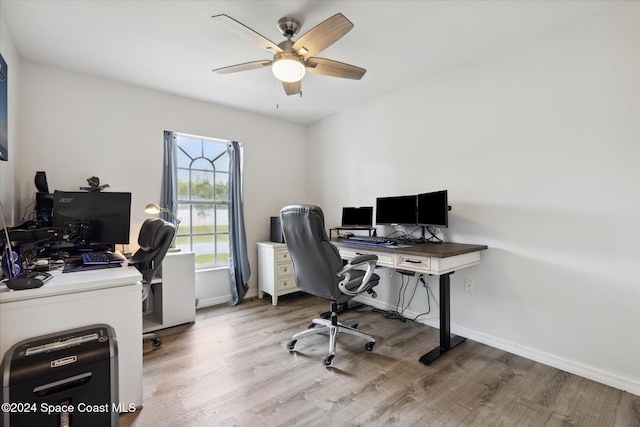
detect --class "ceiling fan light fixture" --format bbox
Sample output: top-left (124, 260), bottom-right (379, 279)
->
top-left (272, 55), bottom-right (306, 83)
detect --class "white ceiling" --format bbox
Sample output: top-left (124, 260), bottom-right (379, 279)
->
top-left (0, 0), bottom-right (624, 125)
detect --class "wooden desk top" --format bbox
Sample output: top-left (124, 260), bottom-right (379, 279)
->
top-left (332, 239), bottom-right (488, 259)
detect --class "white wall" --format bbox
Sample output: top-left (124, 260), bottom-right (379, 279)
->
top-left (0, 10), bottom-right (20, 221)
top-left (308, 3), bottom-right (640, 394)
top-left (16, 62), bottom-right (308, 306)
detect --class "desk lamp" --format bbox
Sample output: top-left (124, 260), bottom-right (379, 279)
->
top-left (144, 203), bottom-right (181, 251)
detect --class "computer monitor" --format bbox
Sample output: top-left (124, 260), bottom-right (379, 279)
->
top-left (52, 191), bottom-right (132, 246)
top-left (375, 195), bottom-right (417, 226)
top-left (417, 190), bottom-right (449, 228)
top-left (341, 206), bottom-right (373, 227)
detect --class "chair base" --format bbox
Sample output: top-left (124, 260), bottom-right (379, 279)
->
top-left (287, 301), bottom-right (375, 367)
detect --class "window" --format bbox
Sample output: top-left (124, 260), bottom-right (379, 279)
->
top-left (173, 133), bottom-right (230, 269)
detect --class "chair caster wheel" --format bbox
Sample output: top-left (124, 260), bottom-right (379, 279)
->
top-left (322, 355), bottom-right (334, 367)
top-left (151, 338), bottom-right (162, 348)
top-left (287, 340), bottom-right (297, 350)
top-left (365, 342), bottom-right (375, 352)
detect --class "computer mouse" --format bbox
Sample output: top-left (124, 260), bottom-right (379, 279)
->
top-left (35, 259), bottom-right (49, 266)
top-left (5, 277), bottom-right (44, 290)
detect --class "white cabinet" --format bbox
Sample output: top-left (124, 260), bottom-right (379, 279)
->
top-left (143, 251), bottom-right (196, 332)
top-left (0, 267), bottom-right (143, 407)
top-left (257, 241), bottom-right (300, 306)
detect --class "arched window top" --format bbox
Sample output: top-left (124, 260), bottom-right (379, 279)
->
top-left (192, 157), bottom-right (213, 172)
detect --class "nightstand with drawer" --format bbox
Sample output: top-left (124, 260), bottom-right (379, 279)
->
top-left (257, 241), bottom-right (300, 306)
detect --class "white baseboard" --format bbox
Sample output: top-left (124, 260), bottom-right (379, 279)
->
top-left (353, 296), bottom-right (640, 396)
top-left (196, 295), bottom-right (231, 309)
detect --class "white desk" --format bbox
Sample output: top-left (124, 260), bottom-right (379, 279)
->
top-left (143, 251), bottom-right (196, 333)
top-left (0, 265), bottom-right (143, 407)
top-left (333, 239), bottom-right (488, 365)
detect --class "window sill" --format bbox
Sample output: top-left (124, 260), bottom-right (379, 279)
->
top-left (195, 265), bottom-right (229, 274)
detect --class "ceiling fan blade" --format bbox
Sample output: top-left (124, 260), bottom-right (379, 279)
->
top-left (305, 57), bottom-right (366, 80)
top-left (213, 60), bottom-right (272, 74)
top-left (292, 13), bottom-right (353, 58)
top-left (212, 14), bottom-right (283, 54)
top-left (282, 80), bottom-right (302, 96)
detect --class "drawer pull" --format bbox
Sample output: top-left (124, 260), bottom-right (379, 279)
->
top-left (405, 259), bottom-right (422, 264)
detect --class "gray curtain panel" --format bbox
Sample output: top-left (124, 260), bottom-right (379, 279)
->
top-left (160, 131), bottom-right (177, 224)
top-left (227, 141), bottom-right (251, 306)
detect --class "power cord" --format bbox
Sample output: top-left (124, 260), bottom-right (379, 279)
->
top-left (373, 273), bottom-right (423, 322)
top-left (410, 275), bottom-right (433, 321)
top-left (372, 273), bottom-right (439, 323)
top-left (422, 226), bottom-right (444, 243)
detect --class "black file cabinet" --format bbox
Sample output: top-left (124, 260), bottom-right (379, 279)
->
top-left (1, 324), bottom-right (118, 427)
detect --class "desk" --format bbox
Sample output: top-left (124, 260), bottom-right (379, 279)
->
top-left (0, 265), bottom-right (143, 407)
top-left (143, 251), bottom-right (196, 332)
top-left (332, 239), bottom-right (487, 365)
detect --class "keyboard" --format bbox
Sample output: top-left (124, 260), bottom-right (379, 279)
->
top-left (81, 251), bottom-right (124, 265)
top-left (343, 236), bottom-right (394, 246)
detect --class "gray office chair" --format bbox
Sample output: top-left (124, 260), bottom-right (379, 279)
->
top-left (280, 204), bottom-right (380, 367)
top-left (131, 218), bottom-right (176, 348)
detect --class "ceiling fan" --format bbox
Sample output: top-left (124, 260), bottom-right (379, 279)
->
top-left (211, 13), bottom-right (366, 96)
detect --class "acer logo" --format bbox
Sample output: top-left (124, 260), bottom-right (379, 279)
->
top-left (58, 198), bottom-right (74, 203)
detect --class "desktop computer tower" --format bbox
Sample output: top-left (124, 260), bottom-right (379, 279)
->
top-left (1, 324), bottom-right (118, 427)
top-left (270, 216), bottom-right (284, 243)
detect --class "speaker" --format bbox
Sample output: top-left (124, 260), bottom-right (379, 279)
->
top-left (1, 248), bottom-right (20, 278)
top-left (34, 171), bottom-right (49, 193)
top-left (270, 216), bottom-right (284, 243)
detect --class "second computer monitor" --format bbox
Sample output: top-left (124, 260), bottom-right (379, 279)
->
top-left (417, 190), bottom-right (448, 228)
top-left (375, 195), bottom-right (417, 226)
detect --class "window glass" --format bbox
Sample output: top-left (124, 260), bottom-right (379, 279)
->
top-left (173, 133), bottom-right (230, 269)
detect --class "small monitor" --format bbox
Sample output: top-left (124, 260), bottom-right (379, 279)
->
top-left (341, 206), bottom-right (373, 227)
top-left (52, 191), bottom-right (132, 245)
top-left (375, 195), bottom-right (417, 226)
top-left (417, 190), bottom-right (448, 228)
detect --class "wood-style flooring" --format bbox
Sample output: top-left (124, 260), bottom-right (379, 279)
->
top-left (120, 293), bottom-right (640, 427)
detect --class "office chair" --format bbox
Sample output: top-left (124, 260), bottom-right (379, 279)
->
top-left (280, 205), bottom-right (380, 367)
top-left (131, 218), bottom-right (176, 348)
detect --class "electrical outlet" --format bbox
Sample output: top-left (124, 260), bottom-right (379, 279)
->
top-left (464, 278), bottom-right (475, 294)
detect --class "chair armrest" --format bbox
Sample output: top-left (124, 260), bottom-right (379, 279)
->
top-left (337, 254), bottom-right (378, 296)
top-left (348, 254), bottom-right (377, 265)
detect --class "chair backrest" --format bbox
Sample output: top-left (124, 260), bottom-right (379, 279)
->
top-left (280, 205), bottom-right (344, 301)
top-left (131, 218), bottom-right (176, 283)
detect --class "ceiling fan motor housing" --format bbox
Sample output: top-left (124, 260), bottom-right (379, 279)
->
top-left (277, 17), bottom-right (301, 38)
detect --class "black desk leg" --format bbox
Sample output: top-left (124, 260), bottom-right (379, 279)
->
top-left (419, 272), bottom-right (466, 365)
